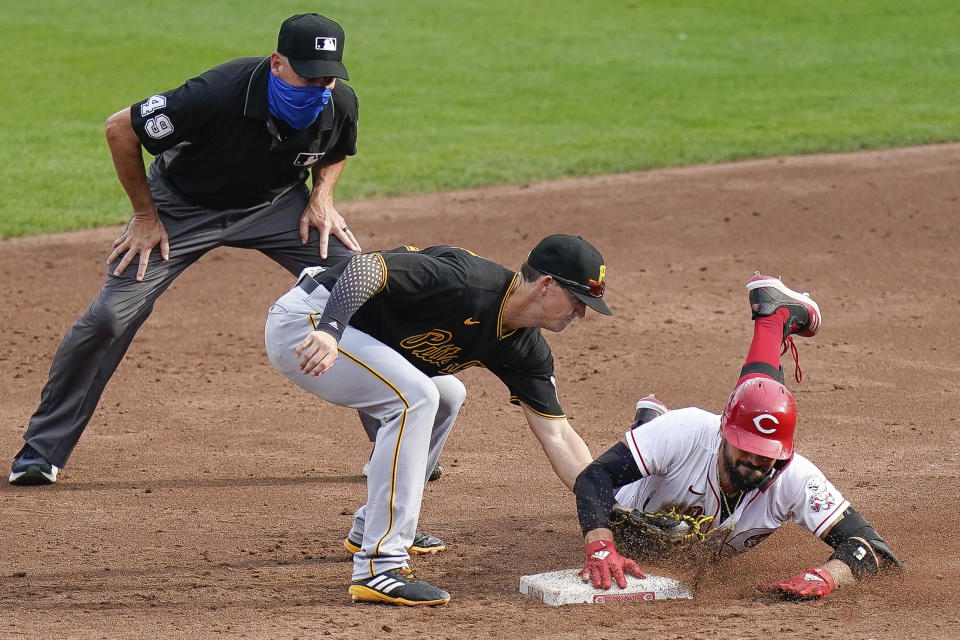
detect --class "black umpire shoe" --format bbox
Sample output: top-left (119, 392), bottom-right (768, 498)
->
top-left (349, 567), bottom-right (450, 606)
top-left (9, 443), bottom-right (59, 485)
top-left (344, 530), bottom-right (446, 555)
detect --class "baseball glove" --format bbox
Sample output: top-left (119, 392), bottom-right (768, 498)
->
top-left (609, 506), bottom-right (715, 559)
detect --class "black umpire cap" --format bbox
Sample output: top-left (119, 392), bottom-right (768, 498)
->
top-left (277, 13), bottom-right (349, 80)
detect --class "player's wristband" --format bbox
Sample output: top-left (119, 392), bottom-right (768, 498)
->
top-left (585, 539), bottom-right (618, 558)
top-left (314, 321), bottom-right (345, 342)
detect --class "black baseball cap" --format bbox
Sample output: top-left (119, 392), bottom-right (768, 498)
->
top-left (527, 234), bottom-right (611, 315)
top-left (277, 13), bottom-right (349, 80)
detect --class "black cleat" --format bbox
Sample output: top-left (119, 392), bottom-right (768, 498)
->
top-left (746, 273), bottom-right (821, 340)
top-left (633, 395), bottom-right (668, 428)
top-left (349, 567), bottom-right (450, 606)
top-left (344, 530), bottom-right (446, 555)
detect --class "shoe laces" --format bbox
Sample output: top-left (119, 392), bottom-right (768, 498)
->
top-left (782, 336), bottom-right (802, 383)
top-left (396, 567), bottom-right (419, 582)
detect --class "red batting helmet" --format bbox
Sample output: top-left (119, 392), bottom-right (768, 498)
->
top-left (720, 377), bottom-right (796, 461)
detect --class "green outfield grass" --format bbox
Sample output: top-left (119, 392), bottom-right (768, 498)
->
top-left (2, 0), bottom-right (958, 237)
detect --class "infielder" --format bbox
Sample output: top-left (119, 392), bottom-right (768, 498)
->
top-left (10, 14), bottom-right (361, 485)
top-left (575, 274), bottom-right (901, 598)
top-left (265, 234), bottom-right (610, 605)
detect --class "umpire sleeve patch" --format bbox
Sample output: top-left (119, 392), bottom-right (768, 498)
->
top-left (144, 115), bottom-right (174, 139)
top-left (140, 95), bottom-right (167, 116)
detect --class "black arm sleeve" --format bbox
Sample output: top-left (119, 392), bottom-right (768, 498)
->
top-left (824, 506), bottom-right (902, 574)
top-left (574, 442), bottom-right (645, 536)
top-left (315, 253), bottom-right (385, 340)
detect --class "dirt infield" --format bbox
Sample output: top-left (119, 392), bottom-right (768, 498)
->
top-left (2, 145), bottom-right (959, 639)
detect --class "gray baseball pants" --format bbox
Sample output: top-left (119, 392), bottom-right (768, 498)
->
top-left (265, 274), bottom-right (465, 580)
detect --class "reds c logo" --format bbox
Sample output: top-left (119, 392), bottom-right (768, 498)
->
top-left (753, 413), bottom-right (779, 434)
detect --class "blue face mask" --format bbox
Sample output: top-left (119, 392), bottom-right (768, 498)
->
top-left (267, 72), bottom-right (332, 130)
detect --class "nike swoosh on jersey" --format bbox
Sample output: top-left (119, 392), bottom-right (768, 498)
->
top-left (688, 485), bottom-right (705, 495)
top-left (464, 318), bottom-right (480, 325)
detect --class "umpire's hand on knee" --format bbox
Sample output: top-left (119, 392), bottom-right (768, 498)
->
top-left (296, 331), bottom-right (339, 376)
top-left (108, 211), bottom-right (170, 281)
top-left (300, 202), bottom-right (361, 259)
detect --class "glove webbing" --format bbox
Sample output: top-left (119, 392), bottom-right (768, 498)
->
top-left (610, 507), bottom-right (715, 556)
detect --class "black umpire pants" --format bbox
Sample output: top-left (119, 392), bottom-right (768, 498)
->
top-left (23, 170), bottom-right (355, 468)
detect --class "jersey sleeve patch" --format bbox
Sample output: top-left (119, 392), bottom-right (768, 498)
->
top-left (806, 473), bottom-right (837, 514)
top-left (140, 95), bottom-right (167, 116)
top-left (783, 459), bottom-right (850, 536)
top-left (129, 71), bottom-right (212, 154)
top-left (144, 114), bottom-right (175, 139)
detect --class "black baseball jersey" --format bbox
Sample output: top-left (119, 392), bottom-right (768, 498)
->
top-left (129, 56), bottom-right (358, 210)
top-left (314, 246), bottom-right (565, 418)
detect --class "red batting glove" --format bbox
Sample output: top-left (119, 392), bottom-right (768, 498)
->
top-left (761, 566), bottom-right (837, 600)
top-left (581, 540), bottom-right (646, 590)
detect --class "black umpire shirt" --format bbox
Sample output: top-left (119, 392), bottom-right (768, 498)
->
top-left (129, 56), bottom-right (358, 210)
top-left (313, 246), bottom-right (566, 419)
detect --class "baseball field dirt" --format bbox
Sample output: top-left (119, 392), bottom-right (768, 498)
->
top-left (2, 144), bottom-right (958, 639)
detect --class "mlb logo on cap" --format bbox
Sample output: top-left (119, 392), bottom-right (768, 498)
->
top-left (315, 37), bottom-right (337, 52)
top-left (277, 13), bottom-right (349, 80)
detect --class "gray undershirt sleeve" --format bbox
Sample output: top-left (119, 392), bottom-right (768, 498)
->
top-left (314, 253), bottom-right (386, 340)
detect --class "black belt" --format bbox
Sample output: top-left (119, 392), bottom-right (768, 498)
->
top-left (298, 274), bottom-right (321, 294)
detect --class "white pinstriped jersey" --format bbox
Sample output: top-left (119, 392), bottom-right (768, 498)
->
top-left (614, 407), bottom-right (849, 557)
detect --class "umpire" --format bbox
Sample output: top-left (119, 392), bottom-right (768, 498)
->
top-left (9, 13), bottom-right (362, 485)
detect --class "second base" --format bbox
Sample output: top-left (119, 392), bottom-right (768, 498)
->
top-left (519, 568), bottom-right (692, 606)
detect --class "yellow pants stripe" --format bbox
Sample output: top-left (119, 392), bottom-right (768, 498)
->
top-left (338, 346), bottom-right (410, 577)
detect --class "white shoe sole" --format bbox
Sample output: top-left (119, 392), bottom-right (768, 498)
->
top-left (9, 465), bottom-right (59, 485)
top-left (634, 398), bottom-right (667, 415)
